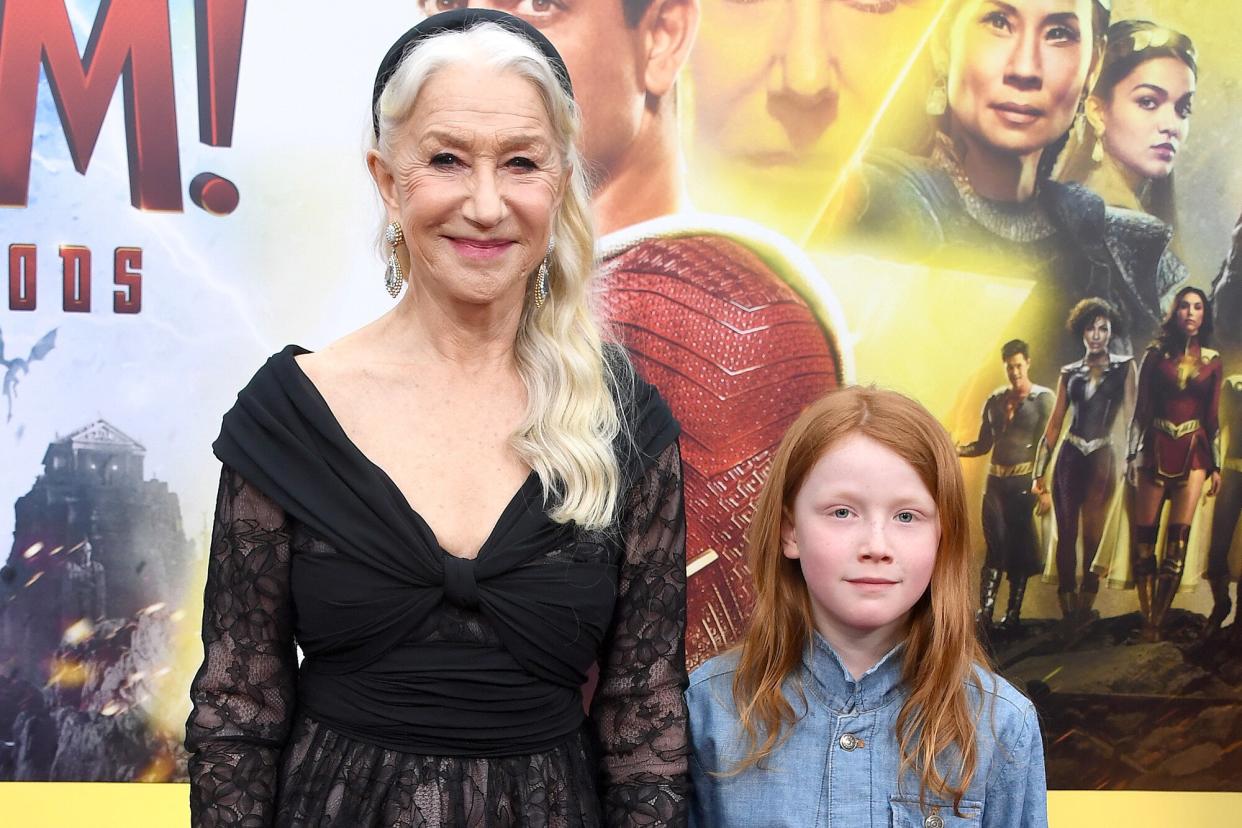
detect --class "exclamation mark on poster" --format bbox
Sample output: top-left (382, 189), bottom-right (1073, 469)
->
top-left (189, 0), bottom-right (246, 216)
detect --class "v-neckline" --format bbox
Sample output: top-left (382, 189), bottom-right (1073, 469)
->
top-left (283, 345), bottom-right (540, 561)
top-left (1077, 358), bottom-right (1112, 400)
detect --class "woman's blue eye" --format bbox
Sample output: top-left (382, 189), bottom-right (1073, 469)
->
top-left (430, 152), bottom-right (459, 167)
top-left (507, 156), bottom-right (537, 170)
top-left (832, 508), bottom-right (851, 519)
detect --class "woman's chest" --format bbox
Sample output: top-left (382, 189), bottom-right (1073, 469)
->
top-left (346, 430), bottom-right (531, 559)
top-left (1068, 366), bottom-right (1125, 413)
top-left (285, 521), bottom-right (623, 641)
top-left (306, 360), bottom-right (532, 558)
top-left (1152, 353), bottom-right (1215, 403)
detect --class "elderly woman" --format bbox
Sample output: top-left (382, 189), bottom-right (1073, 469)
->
top-left (185, 10), bottom-right (689, 826)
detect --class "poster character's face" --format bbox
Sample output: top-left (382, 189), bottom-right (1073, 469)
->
top-left (422, 0), bottom-right (647, 184)
top-left (373, 65), bottom-right (563, 308)
top-left (1081, 314), bottom-right (1111, 354)
top-left (781, 434), bottom-right (939, 646)
top-left (946, 0), bottom-right (1096, 158)
top-left (1174, 291), bottom-right (1205, 337)
top-left (1097, 56), bottom-right (1195, 181)
top-left (688, 0), bottom-right (937, 236)
top-left (1004, 352), bottom-right (1030, 386)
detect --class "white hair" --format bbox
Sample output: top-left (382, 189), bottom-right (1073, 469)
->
top-left (372, 22), bottom-right (629, 530)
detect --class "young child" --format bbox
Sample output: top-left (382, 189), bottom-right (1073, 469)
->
top-left (687, 386), bottom-right (1047, 827)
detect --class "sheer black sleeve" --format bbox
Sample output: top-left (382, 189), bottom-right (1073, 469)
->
top-left (186, 466), bottom-right (297, 826)
top-left (590, 440), bottom-right (690, 827)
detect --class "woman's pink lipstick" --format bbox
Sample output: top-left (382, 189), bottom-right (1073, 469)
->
top-left (450, 238), bottom-right (514, 260)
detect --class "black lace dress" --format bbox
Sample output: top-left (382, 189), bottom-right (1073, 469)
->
top-left (186, 347), bottom-right (689, 827)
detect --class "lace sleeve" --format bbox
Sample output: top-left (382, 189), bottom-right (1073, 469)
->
top-left (591, 440), bottom-right (690, 827)
top-left (186, 466), bottom-right (297, 826)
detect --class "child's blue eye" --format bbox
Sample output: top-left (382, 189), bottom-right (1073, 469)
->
top-left (896, 511), bottom-right (916, 523)
top-left (832, 508), bottom-right (852, 519)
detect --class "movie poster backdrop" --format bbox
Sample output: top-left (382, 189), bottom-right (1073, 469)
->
top-left (2, 0), bottom-right (1241, 809)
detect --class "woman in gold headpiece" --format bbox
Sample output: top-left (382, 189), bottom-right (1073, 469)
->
top-left (1060, 20), bottom-right (1197, 238)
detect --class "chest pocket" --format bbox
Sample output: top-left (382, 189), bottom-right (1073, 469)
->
top-left (890, 796), bottom-right (983, 827)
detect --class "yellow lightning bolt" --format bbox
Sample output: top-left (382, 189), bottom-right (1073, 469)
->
top-left (799, 0), bottom-right (954, 247)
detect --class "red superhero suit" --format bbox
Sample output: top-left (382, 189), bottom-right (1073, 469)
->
top-left (1121, 341), bottom-right (1224, 638)
top-left (596, 215), bottom-right (849, 667)
top-left (1133, 344), bottom-right (1222, 480)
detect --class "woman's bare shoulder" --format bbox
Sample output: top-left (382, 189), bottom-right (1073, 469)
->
top-left (294, 325), bottom-right (385, 383)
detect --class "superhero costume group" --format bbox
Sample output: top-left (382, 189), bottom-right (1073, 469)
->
top-left (959, 290), bottom-right (1230, 645)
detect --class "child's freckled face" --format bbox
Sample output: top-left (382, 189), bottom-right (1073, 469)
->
top-left (782, 434), bottom-right (939, 645)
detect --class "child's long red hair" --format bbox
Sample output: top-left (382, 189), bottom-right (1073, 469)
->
top-left (729, 386), bottom-right (989, 811)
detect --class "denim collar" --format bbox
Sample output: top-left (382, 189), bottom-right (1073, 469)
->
top-left (801, 632), bottom-right (906, 713)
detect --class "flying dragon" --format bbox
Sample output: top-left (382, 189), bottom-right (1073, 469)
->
top-left (1, 326), bottom-right (57, 423)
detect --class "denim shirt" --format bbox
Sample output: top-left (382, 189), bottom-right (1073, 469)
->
top-left (687, 634), bottom-right (1048, 828)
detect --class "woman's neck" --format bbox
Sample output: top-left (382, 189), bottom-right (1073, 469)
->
top-left (1161, 331), bottom-right (1197, 357)
top-left (1085, 350), bottom-right (1110, 365)
top-left (380, 286), bottom-right (523, 373)
top-left (948, 123), bottom-right (1043, 203)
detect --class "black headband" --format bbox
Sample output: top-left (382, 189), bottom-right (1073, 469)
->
top-left (371, 9), bottom-right (574, 138)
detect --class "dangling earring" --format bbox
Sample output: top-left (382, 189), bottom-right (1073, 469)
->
top-left (533, 237), bottom-right (554, 308)
top-left (384, 220), bottom-right (405, 298)
top-left (926, 77), bottom-right (947, 116)
top-left (1074, 98), bottom-right (1088, 145)
top-left (1092, 134), bottom-right (1105, 164)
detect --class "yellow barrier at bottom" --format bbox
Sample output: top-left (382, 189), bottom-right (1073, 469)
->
top-left (0, 784), bottom-right (1239, 826)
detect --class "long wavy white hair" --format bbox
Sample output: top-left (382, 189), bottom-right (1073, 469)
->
top-left (372, 22), bottom-right (628, 529)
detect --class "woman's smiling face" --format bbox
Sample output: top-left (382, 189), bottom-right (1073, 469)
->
top-left (375, 63), bottom-right (564, 310)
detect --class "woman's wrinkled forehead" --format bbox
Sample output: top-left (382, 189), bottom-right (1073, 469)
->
top-left (384, 60), bottom-right (565, 159)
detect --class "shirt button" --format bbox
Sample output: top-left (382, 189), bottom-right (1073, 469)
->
top-left (924, 815), bottom-right (944, 828)
top-left (838, 733), bottom-right (859, 751)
